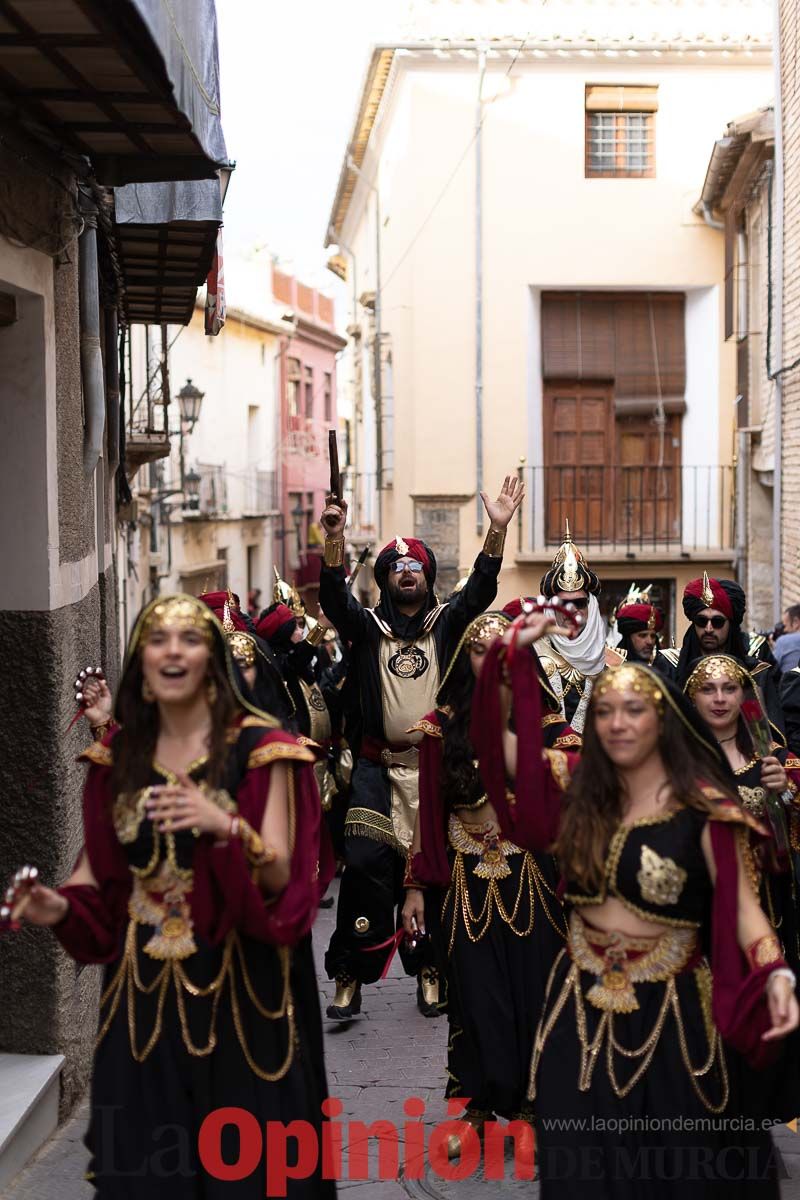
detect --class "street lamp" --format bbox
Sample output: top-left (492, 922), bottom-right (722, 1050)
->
top-left (184, 467), bottom-right (201, 512)
top-left (177, 378), bottom-right (204, 432)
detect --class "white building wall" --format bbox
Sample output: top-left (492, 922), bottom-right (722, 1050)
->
top-left (123, 286), bottom-right (285, 626)
top-left (334, 48), bottom-right (772, 594)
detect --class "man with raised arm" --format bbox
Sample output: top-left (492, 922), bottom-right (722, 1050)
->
top-left (318, 477), bottom-right (523, 1019)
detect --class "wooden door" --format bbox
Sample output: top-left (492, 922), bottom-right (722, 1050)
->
top-left (616, 415), bottom-right (681, 544)
top-left (544, 383), bottom-right (613, 543)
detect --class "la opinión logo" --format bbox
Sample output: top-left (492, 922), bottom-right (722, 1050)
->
top-left (198, 1097), bottom-right (535, 1196)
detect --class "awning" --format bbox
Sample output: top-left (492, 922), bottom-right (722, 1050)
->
top-left (0, 0), bottom-right (228, 184)
top-left (114, 176), bottom-right (222, 324)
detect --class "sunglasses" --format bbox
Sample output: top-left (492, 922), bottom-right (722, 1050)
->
top-left (693, 615), bottom-right (727, 630)
top-left (560, 597), bottom-right (589, 610)
top-left (390, 560), bottom-right (424, 574)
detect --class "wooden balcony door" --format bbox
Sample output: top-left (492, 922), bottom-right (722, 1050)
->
top-left (616, 414), bottom-right (681, 544)
top-left (544, 382), bottom-right (614, 543)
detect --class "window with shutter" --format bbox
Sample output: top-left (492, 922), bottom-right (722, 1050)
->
top-left (541, 290), bottom-right (684, 545)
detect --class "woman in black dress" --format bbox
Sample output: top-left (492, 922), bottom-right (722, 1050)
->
top-left (471, 611), bottom-right (799, 1198)
top-left (12, 594), bottom-right (334, 1199)
top-left (402, 611), bottom-right (570, 1154)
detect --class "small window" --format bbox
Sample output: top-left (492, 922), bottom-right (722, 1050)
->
top-left (323, 372), bottom-right (333, 423)
top-left (304, 365), bottom-right (314, 417)
top-left (585, 85), bottom-right (657, 178)
top-left (287, 357), bottom-right (301, 418)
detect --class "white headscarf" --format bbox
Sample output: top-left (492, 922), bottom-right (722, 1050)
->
top-left (548, 594), bottom-right (607, 677)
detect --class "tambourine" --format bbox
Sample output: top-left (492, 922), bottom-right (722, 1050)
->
top-left (0, 865), bottom-right (38, 933)
top-left (506, 596), bottom-right (583, 666)
top-left (74, 665), bottom-right (105, 707)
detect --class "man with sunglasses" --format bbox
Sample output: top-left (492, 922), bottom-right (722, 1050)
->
top-left (317, 476), bottom-right (523, 1020)
top-left (653, 572), bottom-right (785, 734)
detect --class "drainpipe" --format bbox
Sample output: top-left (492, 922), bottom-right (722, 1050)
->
top-left (373, 185), bottom-right (383, 536)
top-left (699, 202), bottom-right (724, 231)
top-left (771, 0), bottom-right (785, 623)
top-left (735, 413), bottom-right (748, 584)
top-left (78, 185), bottom-right (106, 476)
top-left (475, 47), bottom-right (487, 534)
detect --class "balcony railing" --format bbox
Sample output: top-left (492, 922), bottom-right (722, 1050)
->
top-left (518, 464), bottom-right (734, 555)
top-left (243, 469), bottom-right (278, 516)
top-left (197, 463), bottom-right (228, 517)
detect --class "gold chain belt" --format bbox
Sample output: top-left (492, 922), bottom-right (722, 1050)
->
top-left (442, 815), bottom-right (565, 954)
top-left (447, 813), bottom-right (522, 880)
top-left (530, 911), bottom-right (727, 1112)
top-left (98, 922), bottom-right (295, 1082)
top-left (567, 909), bottom-right (699, 1014)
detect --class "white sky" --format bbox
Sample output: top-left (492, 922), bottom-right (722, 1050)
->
top-left (217, 0), bottom-right (402, 298)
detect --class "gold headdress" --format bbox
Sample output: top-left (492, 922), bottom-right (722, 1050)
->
top-left (273, 566), bottom-right (305, 618)
top-left (221, 591), bottom-right (236, 634)
top-left (550, 519), bottom-right (590, 593)
top-left (465, 612), bottom-right (510, 648)
top-left (140, 596), bottom-right (215, 647)
top-left (436, 611), bottom-right (510, 697)
top-left (684, 655), bottom-right (747, 699)
top-left (701, 571), bottom-right (715, 608)
top-left (593, 664), bottom-right (665, 711)
top-left (228, 630), bottom-right (257, 669)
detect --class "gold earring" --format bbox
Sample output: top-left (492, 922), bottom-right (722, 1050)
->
top-left (206, 679), bottom-right (218, 705)
top-left (142, 678), bottom-right (155, 703)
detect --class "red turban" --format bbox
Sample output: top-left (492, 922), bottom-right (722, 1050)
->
top-left (615, 602), bottom-right (665, 634)
top-left (199, 590), bottom-right (248, 631)
top-left (256, 604), bottom-right (296, 643)
top-left (374, 537), bottom-right (435, 589)
top-left (501, 597), bottom-right (533, 621)
top-left (682, 577), bottom-right (744, 624)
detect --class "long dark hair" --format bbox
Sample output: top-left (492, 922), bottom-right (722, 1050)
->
top-left (439, 650), bottom-right (485, 810)
top-left (555, 685), bottom-right (737, 891)
top-left (111, 626), bottom-right (239, 797)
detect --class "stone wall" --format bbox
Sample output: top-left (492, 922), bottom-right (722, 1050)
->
top-left (0, 585), bottom-right (112, 1115)
top-left (413, 497), bottom-right (465, 597)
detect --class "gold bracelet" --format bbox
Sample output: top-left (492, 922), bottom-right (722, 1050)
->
top-left (324, 536), bottom-right (345, 567)
top-left (483, 526), bottom-right (506, 557)
top-left (305, 623), bottom-right (326, 646)
top-left (746, 933), bottom-right (784, 969)
top-left (238, 817), bottom-right (278, 868)
top-left (90, 721), bottom-right (112, 742)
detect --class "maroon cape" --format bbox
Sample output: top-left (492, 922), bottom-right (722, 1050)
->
top-left (55, 725), bottom-right (334, 964)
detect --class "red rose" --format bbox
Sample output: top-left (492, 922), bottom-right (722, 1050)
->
top-left (741, 699), bottom-right (765, 723)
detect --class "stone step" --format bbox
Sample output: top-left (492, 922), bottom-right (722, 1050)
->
top-left (0, 1052), bottom-right (64, 1192)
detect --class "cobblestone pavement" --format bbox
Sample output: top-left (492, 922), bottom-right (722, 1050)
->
top-left (5, 880), bottom-right (800, 1198)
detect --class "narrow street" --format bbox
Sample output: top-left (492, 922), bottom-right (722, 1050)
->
top-left (4, 880), bottom-right (800, 1199)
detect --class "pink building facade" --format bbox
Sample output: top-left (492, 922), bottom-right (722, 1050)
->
top-left (273, 266), bottom-right (346, 606)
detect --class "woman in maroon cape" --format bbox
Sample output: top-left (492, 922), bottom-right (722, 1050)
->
top-left (11, 594), bottom-right (335, 1199)
top-left (401, 611), bottom-right (567, 1155)
top-left (471, 610), bottom-right (798, 1199)
top-left (685, 652), bottom-right (800, 1121)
